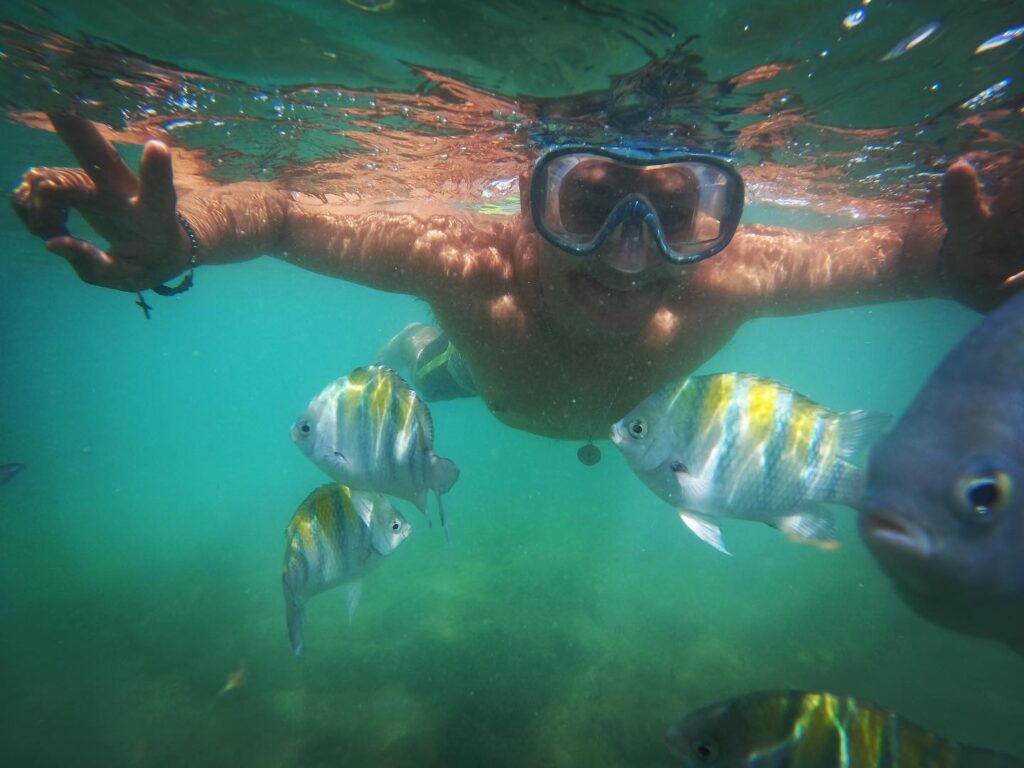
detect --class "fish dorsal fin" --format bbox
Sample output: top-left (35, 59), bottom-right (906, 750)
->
top-left (837, 410), bottom-right (891, 458)
top-left (678, 511), bottom-right (731, 555)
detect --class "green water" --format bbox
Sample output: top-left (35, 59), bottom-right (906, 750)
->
top-left (1, 1), bottom-right (1023, 766)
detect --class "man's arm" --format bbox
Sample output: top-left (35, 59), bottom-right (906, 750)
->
top-left (700, 162), bottom-right (1023, 316)
top-left (178, 184), bottom-right (513, 299)
top-left (699, 208), bottom-right (945, 315)
top-left (12, 114), bottom-right (513, 302)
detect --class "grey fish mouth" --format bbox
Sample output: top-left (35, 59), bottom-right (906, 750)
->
top-left (860, 511), bottom-right (933, 559)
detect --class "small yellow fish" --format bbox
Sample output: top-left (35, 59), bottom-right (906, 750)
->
top-left (216, 662), bottom-right (248, 697)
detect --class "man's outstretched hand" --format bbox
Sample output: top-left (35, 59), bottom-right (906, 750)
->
top-left (11, 113), bottom-right (191, 292)
top-left (939, 158), bottom-right (1024, 313)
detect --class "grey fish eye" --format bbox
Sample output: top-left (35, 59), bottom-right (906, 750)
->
top-left (628, 418), bottom-right (648, 438)
top-left (955, 470), bottom-right (1011, 524)
top-left (391, 520), bottom-right (401, 531)
top-left (692, 738), bottom-right (719, 762)
top-left (300, 423), bottom-right (311, 435)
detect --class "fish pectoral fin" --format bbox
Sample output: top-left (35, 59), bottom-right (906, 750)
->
top-left (674, 461), bottom-right (713, 503)
top-left (678, 511), bottom-right (731, 555)
top-left (773, 510), bottom-right (840, 551)
top-left (346, 580), bottom-right (363, 624)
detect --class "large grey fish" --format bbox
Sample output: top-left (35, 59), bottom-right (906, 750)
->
top-left (611, 372), bottom-right (889, 554)
top-left (0, 463), bottom-right (25, 485)
top-left (859, 291), bottom-right (1024, 651)
top-left (282, 483), bottom-right (411, 657)
top-left (291, 365), bottom-right (459, 536)
top-left (666, 689), bottom-right (1023, 767)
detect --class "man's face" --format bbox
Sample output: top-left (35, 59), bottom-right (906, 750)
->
top-left (534, 223), bottom-right (683, 338)
top-left (525, 159), bottom-right (701, 337)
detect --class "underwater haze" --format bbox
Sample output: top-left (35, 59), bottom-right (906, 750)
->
top-left (1, 1), bottom-right (1023, 766)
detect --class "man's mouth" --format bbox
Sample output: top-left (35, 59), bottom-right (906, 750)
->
top-left (567, 270), bottom-right (668, 325)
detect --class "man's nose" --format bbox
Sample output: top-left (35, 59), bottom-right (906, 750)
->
top-left (600, 218), bottom-right (649, 274)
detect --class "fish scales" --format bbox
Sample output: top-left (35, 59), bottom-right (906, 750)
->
top-left (688, 376), bottom-right (849, 508)
top-left (612, 372), bottom-right (889, 552)
top-left (286, 484), bottom-right (369, 589)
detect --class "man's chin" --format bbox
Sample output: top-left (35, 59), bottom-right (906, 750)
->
top-left (566, 271), bottom-right (666, 332)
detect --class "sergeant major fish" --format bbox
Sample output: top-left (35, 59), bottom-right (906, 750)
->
top-left (282, 483), bottom-right (411, 657)
top-left (291, 365), bottom-right (460, 536)
top-left (666, 689), bottom-right (1024, 767)
top-left (611, 373), bottom-right (889, 554)
top-left (859, 291), bottom-right (1024, 652)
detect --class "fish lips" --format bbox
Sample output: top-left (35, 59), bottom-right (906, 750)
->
top-left (859, 506), bottom-right (934, 562)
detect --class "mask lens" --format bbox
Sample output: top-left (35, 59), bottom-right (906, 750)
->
top-left (534, 150), bottom-right (742, 263)
top-left (556, 158), bottom-right (622, 236)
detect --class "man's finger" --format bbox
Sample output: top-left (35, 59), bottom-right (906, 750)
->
top-left (941, 162), bottom-right (988, 233)
top-left (48, 113), bottom-right (139, 199)
top-left (138, 140), bottom-right (177, 214)
top-left (46, 235), bottom-right (115, 286)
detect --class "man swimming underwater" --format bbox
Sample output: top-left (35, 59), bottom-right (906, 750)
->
top-left (11, 114), bottom-right (1024, 439)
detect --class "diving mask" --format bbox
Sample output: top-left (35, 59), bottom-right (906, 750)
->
top-left (530, 145), bottom-right (744, 265)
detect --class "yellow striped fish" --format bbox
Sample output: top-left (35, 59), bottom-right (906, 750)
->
top-left (666, 690), bottom-right (1023, 768)
top-left (282, 483), bottom-right (411, 657)
top-left (291, 365), bottom-right (460, 537)
top-left (610, 373), bottom-right (889, 554)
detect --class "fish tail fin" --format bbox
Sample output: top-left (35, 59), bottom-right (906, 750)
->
top-left (837, 410), bottom-right (891, 458)
top-left (285, 596), bottom-right (305, 658)
top-left (431, 456), bottom-right (460, 495)
top-left (774, 509), bottom-right (840, 551)
top-left (832, 461), bottom-right (868, 506)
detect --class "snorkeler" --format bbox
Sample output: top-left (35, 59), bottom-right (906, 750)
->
top-left (11, 113), bottom-right (1024, 440)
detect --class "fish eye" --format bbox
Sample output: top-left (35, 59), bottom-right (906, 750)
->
top-left (692, 738), bottom-right (719, 762)
top-left (391, 520), bottom-right (401, 532)
top-left (954, 469), bottom-right (1011, 524)
top-left (300, 423), bottom-right (311, 435)
top-left (628, 418), bottom-right (648, 438)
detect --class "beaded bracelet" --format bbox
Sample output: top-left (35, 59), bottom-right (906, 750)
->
top-left (152, 211), bottom-right (199, 296)
top-left (135, 211), bottom-right (199, 319)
